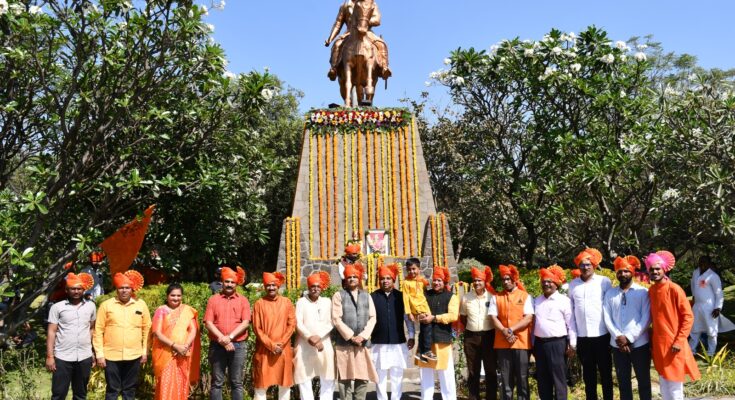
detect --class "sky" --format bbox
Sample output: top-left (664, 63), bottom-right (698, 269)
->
top-left (205, 1), bottom-right (735, 112)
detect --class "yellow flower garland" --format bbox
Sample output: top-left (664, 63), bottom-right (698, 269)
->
top-left (352, 132), bottom-right (358, 235)
top-left (309, 134), bottom-right (315, 259)
top-left (441, 213), bottom-right (449, 267)
top-left (431, 215), bottom-right (438, 267)
top-left (400, 126), bottom-right (410, 257)
top-left (344, 134), bottom-right (349, 243)
top-left (411, 119), bottom-right (422, 256)
top-left (333, 134), bottom-right (339, 257)
top-left (366, 131), bottom-right (372, 229)
top-left (373, 130), bottom-right (380, 229)
top-left (389, 130), bottom-right (399, 256)
top-left (326, 133), bottom-right (332, 258)
top-left (358, 131), bottom-right (364, 235)
top-left (381, 132), bottom-right (390, 247)
top-left (285, 217), bottom-right (302, 289)
top-left (317, 134), bottom-right (325, 259)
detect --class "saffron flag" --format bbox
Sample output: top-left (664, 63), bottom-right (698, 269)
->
top-left (100, 205), bottom-right (155, 275)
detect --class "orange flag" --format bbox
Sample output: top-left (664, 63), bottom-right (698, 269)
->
top-left (100, 205), bottom-right (155, 275)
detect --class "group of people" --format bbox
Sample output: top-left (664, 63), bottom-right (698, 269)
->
top-left (45, 246), bottom-right (724, 400)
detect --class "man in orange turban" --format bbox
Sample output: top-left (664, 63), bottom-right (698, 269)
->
top-left (416, 265), bottom-right (459, 400)
top-left (94, 272), bottom-right (151, 400)
top-left (332, 261), bottom-right (378, 400)
top-left (602, 256), bottom-right (651, 400)
top-left (533, 268), bottom-right (576, 400)
top-left (460, 266), bottom-right (498, 400)
top-left (647, 251), bottom-right (700, 400)
top-left (294, 271), bottom-right (335, 400)
top-left (204, 266), bottom-right (252, 400)
top-left (569, 248), bottom-right (614, 400)
top-left (46, 272), bottom-right (97, 400)
top-left (370, 263), bottom-right (415, 400)
top-left (489, 264), bottom-right (533, 400)
top-left (253, 271), bottom-right (295, 400)
top-left (338, 242), bottom-right (363, 284)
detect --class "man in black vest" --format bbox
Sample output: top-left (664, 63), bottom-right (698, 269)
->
top-left (371, 264), bottom-right (415, 400)
top-left (416, 266), bottom-right (459, 400)
top-left (332, 263), bottom-right (378, 400)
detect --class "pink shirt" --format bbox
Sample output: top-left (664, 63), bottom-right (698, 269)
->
top-left (204, 292), bottom-right (251, 341)
top-left (533, 291), bottom-right (577, 347)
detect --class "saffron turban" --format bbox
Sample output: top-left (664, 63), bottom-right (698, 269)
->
top-left (65, 273), bottom-right (84, 288)
top-left (263, 271), bottom-right (285, 287)
top-left (307, 271), bottom-right (331, 290)
top-left (570, 268), bottom-right (582, 279)
top-left (343, 263), bottom-right (363, 279)
top-left (113, 272), bottom-right (133, 289)
top-left (539, 267), bottom-right (564, 287)
top-left (644, 250), bottom-right (675, 272)
top-left (378, 263), bottom-right (399, 281)
top-left (470, 266), bottom-right (493, 282)
top-left (498, 264), bottom-right (525, 291)
top-left (432, 266), bottom-right (450, 282)
top-left (221, 266), bottom-right (245, 285)
top-left (574, 248), bottom-right (603, 268)
top-left (124, 270), bottom-right (144, 291)
top-left (345, 242), bottom-right (361, 255)
top-left (613, 255), bottom-right (641, 274)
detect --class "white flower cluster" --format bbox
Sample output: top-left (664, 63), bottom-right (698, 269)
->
top-left (261, 88), bottom-right (274, 101)
top-left (661, 188), bottom-right (680, 201)
top-left (634, 52), bottom-right (647, 62)
top-left (0, 0), bottom-right (8, 15)
top-left (540, 66), bottom-right (557, 80)
top-left (598, 54), bottom-right (615, 65)
top-left (222, 71), bottom-right (237, 80)
top-left (212, 0), bottom-right (226, 11)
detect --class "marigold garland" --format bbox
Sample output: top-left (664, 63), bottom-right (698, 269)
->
top-left (333, 133), bottom-right (339, 257)
top-left (404, 127), bottom-right (415, 256)
top-left (306, 108), bottom-right (410, 134)
top-left (431, 215), bottom-right (438, 267)
top-left (441, 213), bottom-right (449, 267)
top-left (352, 132), bottom-right (358, 235)
top-left (381, 132), bottom-right (390, 242)
top-left (325, 133), bottom-right (332, 259)
top-left (317, 134), bottom-right (325, 259)
top-left (343, 134), bottom-right (349, 243)
top-left (411, 120), bottom-right (422, 256)
top-left (366, 131), bottom-right (372, 229)
top-left (285, 217), bottom-right (302, 289)
top-left (373, 130), bottom-right (380, 228)
top-left (400, 127), bottom-right (409, 257)
top-left (389, 130), bottom-right (399, 256)
top-left (357, 130), bottom-right (364, 235)
top-left (309, 134), bottom-right (315, 259)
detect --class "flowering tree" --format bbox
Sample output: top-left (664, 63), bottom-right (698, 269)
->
top-left (0, 0), bottom-right (296, 333)
top-left (425, 26), bottom-right (735, 270)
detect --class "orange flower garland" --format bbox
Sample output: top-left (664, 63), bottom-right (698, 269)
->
top-left (333, 134), bottom-right (339, 257)
top-left (352, 133), bottom-right (358, 235)
top-left (285, 217), bottom-right (302, 289)
top-left (431, 215), bottom-right (438, 267)
top-left (366, 131), bottom-right (372, 229)
top-left (441, 213), bottom-right (449, 267)
top-left (404, 127), bottom-right (415, 256)
top-left (389, 130), bottom-right (399, 256)
top-left (400, 126), bottom-right (410, 257)
top-left (317, 134), bottom-right (325, 259)
top-left (309, 134), bottom-right (315, 259)
top-left (326, 133), bottom-right (332, 258)
top-left (358, 131), bottom-right (364, 235)
top-left (411, 120), bottom-right (422, 256)
top-left (373, 130), bottom-right (380, 228)
top-left (343, 134), bottom-right (349, 243)
top-left (381, 132), bottom-right (390, 246)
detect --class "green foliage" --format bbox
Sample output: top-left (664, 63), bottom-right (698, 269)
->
top-left (687, 345), bottom-right (735, 396)
top-left (0, 0), bottom-right (303, 333)
top-left (0, 347), bottom-right (45, 400)
top-left (417, 26), bottom-right (735, 277)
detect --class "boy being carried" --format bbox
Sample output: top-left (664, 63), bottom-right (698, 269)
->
top-left (400, 258), bottom-right (436, 361)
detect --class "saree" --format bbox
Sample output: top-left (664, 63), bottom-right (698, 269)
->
top-left (151, 304), bottom-right (201, 400)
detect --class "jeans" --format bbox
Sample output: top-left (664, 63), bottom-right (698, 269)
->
top-left (104, 358), bottom-right (140, 400)
top-left (612, 344), bottom-right (651, 400)
top-left (209, 341), bottom-right (247, 400)
top-left (51, 357), bottom-right (92, 400)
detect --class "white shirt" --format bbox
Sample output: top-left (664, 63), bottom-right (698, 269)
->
top-left (602, 283), bottom-right (650, 348)
top-left (691, 268), bottom-right (724, 335)
top-left (533, 291), bottom-right (577, 347)
top-left (568, 273), bottom-right (611, 337)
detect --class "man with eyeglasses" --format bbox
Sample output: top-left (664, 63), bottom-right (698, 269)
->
top-left (460, 266), bottom-right (498, 400)
top-left (370, 263), bottom-right (415, 400)
top-left (568, 248), bottom-right (613, 400)
top-left (602, 256), bottom-right (651, 400)
top-left (332, 263), bottom-right (378, 400)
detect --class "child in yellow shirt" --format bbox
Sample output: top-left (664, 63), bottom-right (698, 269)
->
top-left (400, 258), bottom-right (436, 361)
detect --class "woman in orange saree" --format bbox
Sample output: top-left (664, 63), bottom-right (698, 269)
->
top-left (151, 283), bottom-right (201, 400)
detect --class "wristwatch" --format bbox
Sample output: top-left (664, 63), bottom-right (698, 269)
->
top-left (228, 334), bottom-right (234, 341)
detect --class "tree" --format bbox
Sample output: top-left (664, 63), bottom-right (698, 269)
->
top-left (0, 0), bottom-right (295, 333)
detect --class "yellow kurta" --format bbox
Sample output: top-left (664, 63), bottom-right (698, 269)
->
top-left (332, 290), bottom-right (379, 382)
top-left (252, 295), bottom-right (296, 388)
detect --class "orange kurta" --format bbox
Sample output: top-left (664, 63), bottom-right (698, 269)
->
top-left (252, 295), bottom-right (296, 388)
top-left (649, 280), bottom-right (701, 382)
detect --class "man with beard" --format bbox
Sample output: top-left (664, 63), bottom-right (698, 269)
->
top-left (689, 255), bottom-right (725, 356)
top-left (46, 272), bottom-right (97, 400)
top-left (533, 267), bottom-right (576, 400)
top-left (204, 266), bottom-right (250, 400)
top-left (370, 263), bottom-right (415, 400)
top-left (416, 266), bottom-right (459, 400)
top-left (568, 248), bottom-right (613, 400)
top-left (489, 265), bottom-right (533, 400)
top-left (460, 266), bottom-right (498, 400)
top-left (647, 251), bottom-right (700, 400)
top-left (253, 272), bottom-right (296, 400)
top-left (93, 272), bottom-right (151, 400)
top-left (294, 271), bottom-right (336, 400)
top-left (332, 263), bottom-right (378, 400)
top-left (603, 256), bottom-right (652, 400)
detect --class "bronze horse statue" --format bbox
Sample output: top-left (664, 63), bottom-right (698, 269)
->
top-left (336, 0), bottom-right (389, 107)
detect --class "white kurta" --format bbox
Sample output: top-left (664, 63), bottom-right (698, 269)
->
top-left (691, 268), bottom-right (724, 336)
top-left (294, 296), bottom-right (336, 384)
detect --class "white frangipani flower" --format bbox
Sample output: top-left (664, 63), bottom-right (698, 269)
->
top-left (524, 48), bottom-right (534, 57)
top-left (661, 188), bottom-right (680, 201)
top-left (28, 5), bottom-right (42, 14)
top-left (615, 41), bottom-right (629, 51)
top-left (0, 0), bottom-right (8, 16)
top-left (261, 88), bottom-right (274, 101)
top-left (213, 0), bottom-right (226, 10)
top-left (620, 90), bottom-right (626, 98)
top-left (222, 71), bottom-right (237, 80)
top-left (570, 63), bottom-right (582, 72)
top-left (636, 44), bottom-right (648, 50)
top-left (452, 76), bottom-right (465, 86)
top-left (443, 58), bottom-right (451, 65)
top-left (551, 46), bottom-right (562, 56)
top-left (634, 52), bottom-right (647, 62)
top-left (200, 5), bottom-right (208, 15)
top-left (568, 32), bottom-right (577, 40)
top-left (599, 54), bottom-right (614, 64)
top-left (205, 23), bottom-right (215, 32)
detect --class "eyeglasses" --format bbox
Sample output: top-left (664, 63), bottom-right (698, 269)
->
top-left (622, 292), bottom-right (627, 306)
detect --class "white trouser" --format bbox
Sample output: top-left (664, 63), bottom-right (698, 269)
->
top-left (254, 386), bottom-right (291, 400)
top-left (298, 378), bottom-right (335, 400)
top-left (376, 367), bottom-right (404, 400)
top-left (420, 352), bottom-right (456, 400)
top-left (659, 376), bottom-right (683, 400)
top-left (689, 331), bottom-right (717, 356)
